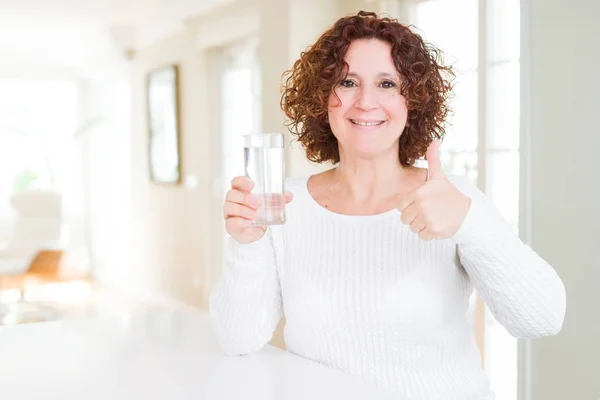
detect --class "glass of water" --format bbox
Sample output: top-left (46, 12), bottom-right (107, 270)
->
top-left (243, 133), bottom-right (286, 225)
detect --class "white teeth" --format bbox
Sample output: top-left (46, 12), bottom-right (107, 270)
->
top-left (351, 119), bottom-right (384, 126)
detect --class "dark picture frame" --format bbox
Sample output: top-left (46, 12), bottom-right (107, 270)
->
top-left (146, 64), bottom-right (182, 184)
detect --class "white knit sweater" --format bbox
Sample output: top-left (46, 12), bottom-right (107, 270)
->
top-left (210, 174), bottom-right (566, 400)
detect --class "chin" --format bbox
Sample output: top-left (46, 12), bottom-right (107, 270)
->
top-left (346, 146), bottom-right (389, 160)
top-left (344, 138), bottom-right (398, 158)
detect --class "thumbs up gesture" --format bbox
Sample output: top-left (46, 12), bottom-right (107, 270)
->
top-left (398, 139), bottom-right (471, 241)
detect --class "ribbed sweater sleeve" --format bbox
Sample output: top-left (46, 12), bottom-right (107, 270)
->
top-left (209, 229), bottom-right (282, 355)
top-left (451, 176), bottom-right (566, 338)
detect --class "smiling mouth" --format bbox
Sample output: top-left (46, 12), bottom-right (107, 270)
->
top-left (350, 119), bottom-right (385, 127)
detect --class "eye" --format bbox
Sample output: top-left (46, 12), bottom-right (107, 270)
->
top-left (340, 79), bottom-right (357, 88)
top-left (380, 80), bottom-right (397, 89)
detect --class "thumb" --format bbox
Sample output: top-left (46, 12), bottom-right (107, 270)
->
top-left (426, 139), bottom-right (444, 179)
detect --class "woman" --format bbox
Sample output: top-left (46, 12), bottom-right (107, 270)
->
top-left (210, 11), bottom-right (566, 400)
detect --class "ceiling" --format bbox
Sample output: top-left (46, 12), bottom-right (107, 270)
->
top-left (0, 0), bottom-right (228, 74)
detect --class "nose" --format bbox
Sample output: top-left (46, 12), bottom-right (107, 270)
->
top-left (354, 85), bottom-right (379, 111)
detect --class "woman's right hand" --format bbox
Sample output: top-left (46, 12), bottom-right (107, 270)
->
top-left (224, 176), bottom-right (293, 244)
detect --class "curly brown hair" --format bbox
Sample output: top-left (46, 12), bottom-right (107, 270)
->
top-left (280, 11), bottom-right (455, 167)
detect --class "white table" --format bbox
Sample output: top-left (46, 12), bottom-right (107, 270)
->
top-left (0, 309), bottom-right (400, 400)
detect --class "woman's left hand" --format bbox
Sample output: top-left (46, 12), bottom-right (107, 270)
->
top-left (398, 140), bottom-right (471, 241)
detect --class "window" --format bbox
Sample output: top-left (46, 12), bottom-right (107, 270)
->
top-left (218, 39), bottom-right (261, 195)
top-left (413, 0), bottom-right (479, 184)
top-left (482, 3), bottom-right (521, 400)
top-left (206, 38), bottom-right (261, 294)
top-left (0, 78), bottom-right (79, 241)
top-left (409, 1), bottom-right (521, 398)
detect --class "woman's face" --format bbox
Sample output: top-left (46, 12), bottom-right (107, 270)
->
top-left (327, 39), bottom-right (408, 161)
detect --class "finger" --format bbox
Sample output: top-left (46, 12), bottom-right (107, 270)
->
top-left (398, 190), bottom-right (416, 212)
top-left (409, 217), bottom-right (426, 234)
top-left (418, 229), bottom-right (435, 241)
top-left (231, 176), bottom-right (254, 192)
top-left (225, 216), bottom-right (254, 231)
top-left (284, 191), bottom-right (294, 204)
top-left (425, 139), bottom-right (444, 179)
top-left (223, 202), bottom-right (257, 220)
top-left (226, 190), bottom-right (260, 209)
top-left (400, 203), bottom-right (418, 225)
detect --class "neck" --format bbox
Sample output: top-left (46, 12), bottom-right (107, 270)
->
top-left (331, 155), bottom-right (416, 203)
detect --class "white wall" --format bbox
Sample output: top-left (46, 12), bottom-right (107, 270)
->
top-left (523, 0), bottom-right (600, 398)
top-left (128, 28), bottom-right (206, 306)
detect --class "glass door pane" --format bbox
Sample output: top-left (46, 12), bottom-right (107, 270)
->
top-left (488, 61), bottom-right (520, 150)
top-left (207, 38), bottom-right (261, 293)
top-left (413, 0), bottom-right (479, 182)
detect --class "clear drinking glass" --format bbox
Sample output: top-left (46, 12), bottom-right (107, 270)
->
top-left (243, 133), bottom-right (286, 225)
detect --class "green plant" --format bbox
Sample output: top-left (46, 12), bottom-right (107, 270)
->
top-left (13, 169), bottom-right (38, 192)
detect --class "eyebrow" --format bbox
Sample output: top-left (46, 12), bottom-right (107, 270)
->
top-left (347, 72), bottom-right (399, 80)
